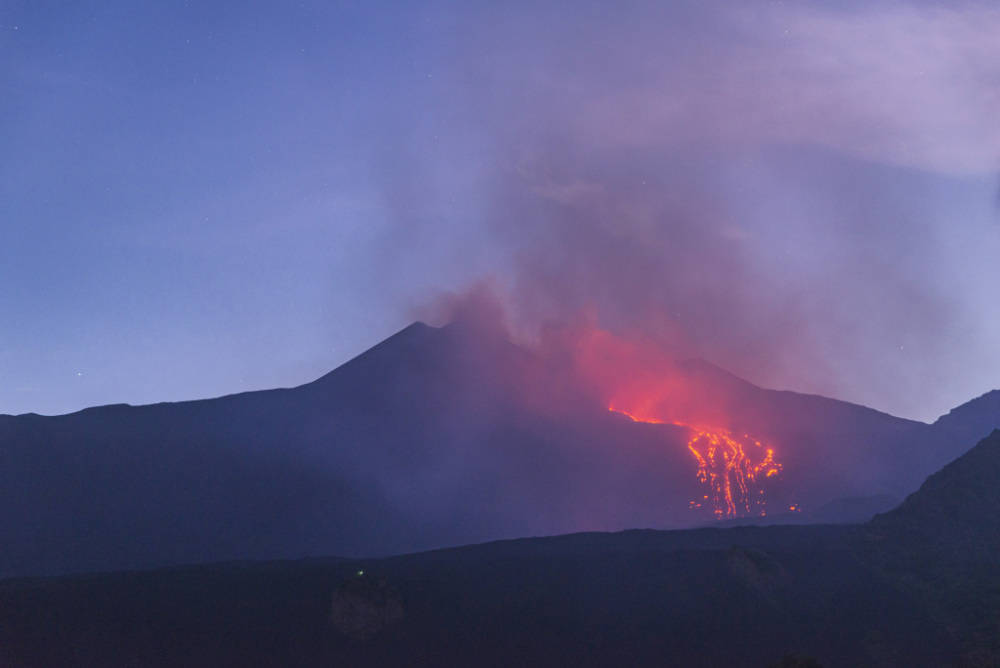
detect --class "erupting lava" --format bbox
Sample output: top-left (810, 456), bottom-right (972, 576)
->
top-left (610, 406), bottom-right (783, 519)
top-left (546, 320), bottom-right (786, 519)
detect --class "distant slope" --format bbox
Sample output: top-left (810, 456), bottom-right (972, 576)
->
top-left (934, 390), bottom-right (1000, 451)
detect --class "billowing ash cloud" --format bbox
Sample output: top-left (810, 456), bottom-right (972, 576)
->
top-left (396, 1), bottom-right (1000, 421)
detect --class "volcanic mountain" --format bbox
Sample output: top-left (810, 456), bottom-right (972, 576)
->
top-left (0, 321), bottom-right (995, 578)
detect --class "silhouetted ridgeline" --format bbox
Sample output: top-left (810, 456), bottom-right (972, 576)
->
top-left (934, 391), bottom-right (1000, 457)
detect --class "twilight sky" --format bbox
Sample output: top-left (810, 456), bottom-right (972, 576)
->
top-left (2, 0), bottom-right (999, 421)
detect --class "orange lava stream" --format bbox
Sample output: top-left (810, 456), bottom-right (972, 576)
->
top-left (610, 406), bottom-right (783, 519)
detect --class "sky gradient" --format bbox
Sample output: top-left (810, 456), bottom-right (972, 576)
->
top-left (3, 0), bottom-right (999, 421)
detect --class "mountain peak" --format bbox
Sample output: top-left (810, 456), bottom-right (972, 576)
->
top-left (305, 321), bottom-right (440, 387)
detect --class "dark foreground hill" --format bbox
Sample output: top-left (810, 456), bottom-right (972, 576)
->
top-left (864, 429), bottom-right (1000, 664)
top-left (3, 431), bottom-right (1000, 668)
top-left (0, 527), bottom-right (951, 668)
top-left (869, 428), bottom-right (1000, 560)
top-left (1, 322), bottom-right (997, 578)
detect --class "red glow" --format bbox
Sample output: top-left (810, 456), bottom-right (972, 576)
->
top-left (611, 406), bottom-right (783, 518)
top-left (539, 321), bottom-right (788, 519)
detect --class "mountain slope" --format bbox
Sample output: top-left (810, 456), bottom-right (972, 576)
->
top-left (864, 430), bottom-right (1000, 664)
top-left (0, 321), bottom-right (993, 578)
top-left (0, 323), bottom-right (702, 576)
top-left (868, 429), bottom-right (1000, 560)
top-left (934, 390), bottom-right (1000, 451)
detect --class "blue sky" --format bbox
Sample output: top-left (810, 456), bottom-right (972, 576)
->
top-left (2, 1), bottom-right (999, 421)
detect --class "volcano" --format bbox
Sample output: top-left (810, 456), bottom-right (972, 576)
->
top-left (0, 322), bottom-right (996, 578)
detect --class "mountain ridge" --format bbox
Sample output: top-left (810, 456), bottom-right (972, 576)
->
top-left (0, 322), bottom-right (997, 579)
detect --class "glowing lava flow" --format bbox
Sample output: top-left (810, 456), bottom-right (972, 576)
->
top-left (610, 406), bottom-right (783, 519)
